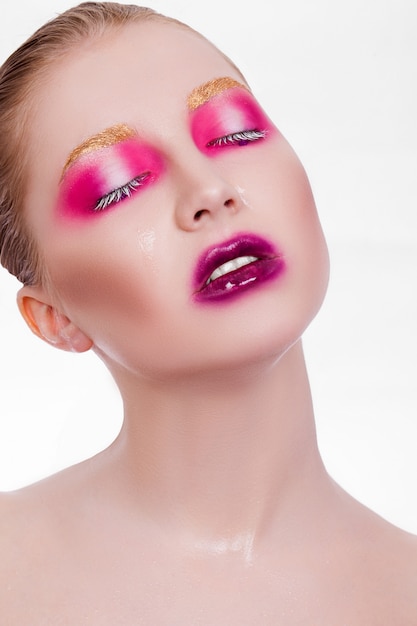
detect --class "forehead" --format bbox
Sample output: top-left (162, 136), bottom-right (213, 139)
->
top-left (29, 21), bottom-right (241, 162)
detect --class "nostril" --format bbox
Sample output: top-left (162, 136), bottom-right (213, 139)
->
top-left (192, 198), bottom-right (235, 221)
top-left (193, 209), bottom-right (206, 221)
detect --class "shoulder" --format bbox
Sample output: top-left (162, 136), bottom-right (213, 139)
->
top-left (0, 490), bottom-right (39, 611)
top-left (0, 489), bottom-right (32, 551)
top-left (0, 471), bottom-right (91, 620)
top-left (0, 487), bottom-right (50, 565)
top-left (323, 485), bottom-right (417, 621)
top-left (0, 486), bottom-right (58, 621)
top-left (0, 464), bottom-right (91, 565)
top-left (375, 527), bottom-right (417, 623)
top-left (347, 505), bottom-right (417, 622)
top-left (381, 524), bottom-right (417, 586)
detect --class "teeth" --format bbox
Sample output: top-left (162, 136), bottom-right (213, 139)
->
top-left (206, 255), bottom-right (258, 285)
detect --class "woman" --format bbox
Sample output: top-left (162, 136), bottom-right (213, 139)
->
top-left (0, 3), bottom-right (416, 623)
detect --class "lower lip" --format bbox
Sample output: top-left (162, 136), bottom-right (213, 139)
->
top-left (193, 256), bottom-right (285, 304)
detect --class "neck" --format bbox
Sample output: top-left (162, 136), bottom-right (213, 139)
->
top-left (103, 340), bottom-right (329, 559)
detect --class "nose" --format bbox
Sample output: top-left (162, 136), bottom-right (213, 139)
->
top-left (173, 153), bottom-right (243, 232)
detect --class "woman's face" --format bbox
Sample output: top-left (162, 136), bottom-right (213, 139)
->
top-left (23, 20), bottom-right (329, 380)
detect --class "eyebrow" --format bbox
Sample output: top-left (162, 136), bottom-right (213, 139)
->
top-left (187, 76), bottom-right (249, 111)
top-left (61, 79), bottom-right (248, 175)
top-left (62, 123), bottom-right (137, 177)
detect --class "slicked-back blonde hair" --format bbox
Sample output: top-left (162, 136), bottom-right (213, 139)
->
top-left (0, 2), bottom-right (188, 285)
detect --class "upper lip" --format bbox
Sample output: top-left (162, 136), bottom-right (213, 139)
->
top-left (193, 232), bottom-right (278, 292)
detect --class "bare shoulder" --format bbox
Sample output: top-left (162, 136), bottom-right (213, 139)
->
top-left (0, 488), bottom-right (41, 607)
top-left (0, 459), bottom-right (100, 567)
top-left (375, 524), bottom-right (417, 623)
top-left (0, 482), bottom-right (58, 566)
top-left (0, 489), bottom-right (34, 553)
top-left (318, 483), bottom-right (417, 623)
top-left (344, 499), bottom-right (417, 622)
top-left (380, 521), bottom-right (417, 585)
top-left (383, 522), bottom-right (417, 581)
top-left (0, 464), bottom-right (101, 621)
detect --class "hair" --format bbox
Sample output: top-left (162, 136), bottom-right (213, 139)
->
top-left (0, 2), bottom-right (191, 286)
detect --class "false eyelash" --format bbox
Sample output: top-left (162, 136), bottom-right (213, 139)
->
top-left (94, 171), bottom-right (151, 211)
top-left (207, 129), bottom-right (267, 148)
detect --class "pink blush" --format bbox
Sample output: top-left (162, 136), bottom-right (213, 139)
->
top-left (190, 89), bottom-right (276, 153)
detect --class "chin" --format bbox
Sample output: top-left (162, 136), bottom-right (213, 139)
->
top-left (187, 286), bottom-right (327, 378)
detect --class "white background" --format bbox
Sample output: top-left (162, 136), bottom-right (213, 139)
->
top-left (0, 0), bottom-right (416, 533)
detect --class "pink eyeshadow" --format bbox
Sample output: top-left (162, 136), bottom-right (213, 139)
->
top-left (190, 89), bottom-right (276, 152)
top-left (58, 164), bottom-right (105, 219)
top-left (56, 139), bottom-right (163, 221)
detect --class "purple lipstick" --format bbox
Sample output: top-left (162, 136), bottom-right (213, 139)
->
top-left (192, 233), bottom-right (285, 303)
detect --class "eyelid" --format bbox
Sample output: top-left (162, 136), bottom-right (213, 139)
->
top-left (190, 88), bottom-right (273, 153)
top-left (94, 171), bottom-right (151, 211)
top-left (57, 138), bottom-right (164, 220)
top-left (206, 129), bottom-right (267, 148)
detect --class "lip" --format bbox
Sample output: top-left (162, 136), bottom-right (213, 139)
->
top-left (192, 233), bottom-right (285, 303)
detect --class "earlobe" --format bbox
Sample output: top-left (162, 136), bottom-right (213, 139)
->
top-left (17, 287), bottom-right (93, 353)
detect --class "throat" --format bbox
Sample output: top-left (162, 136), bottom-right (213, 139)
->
top-left (110, 341), bottom-right (322, 548)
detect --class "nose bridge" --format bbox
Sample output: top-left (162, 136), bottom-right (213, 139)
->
top-left (172, 143), bottom-right (241, 230)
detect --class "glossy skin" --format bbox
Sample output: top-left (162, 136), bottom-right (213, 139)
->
top-left (1, 20), bottom-right (416, 625)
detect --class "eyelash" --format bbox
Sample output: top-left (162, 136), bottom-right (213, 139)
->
top-left (94, 171), bottom-right (150, 211)
top-left (92, 129), bottom-right (266, 211)
top-left (207, 129), bottom-right (267, 148)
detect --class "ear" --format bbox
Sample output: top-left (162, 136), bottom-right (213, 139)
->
top-left (17, 286), bottom-right (93, 353)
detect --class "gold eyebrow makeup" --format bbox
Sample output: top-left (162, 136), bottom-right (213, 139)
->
top-left (187, 77), bottom-right (249, 111)
top-left (62, 123), bottom-right (137, 176)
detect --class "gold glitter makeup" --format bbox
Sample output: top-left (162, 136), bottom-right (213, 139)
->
top-left (187, 77), bottom-right (249, 111)
top-left (62, 123), bottom-right (136, 176)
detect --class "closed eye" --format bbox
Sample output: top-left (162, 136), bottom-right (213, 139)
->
top-left (207, 129), bottom-right (267, 148)
top-left (94, 171), bottom-right (151, 211)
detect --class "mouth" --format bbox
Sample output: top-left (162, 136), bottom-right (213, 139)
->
top-left (193, 233), bottom-right (285, 303)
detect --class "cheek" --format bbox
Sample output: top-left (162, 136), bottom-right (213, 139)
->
top-left (42, 217), bottom-right (182, 344)
top-left (44, 241), bottom-right (191, 376)
top-left (251, 137), bottom-right (322, 227)
top-left (44, 228), bottom-right (152, 328)
top-left (281, 156), bottom-right (330, 314)
top-left (245, 138), bottom-right (329, 307)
